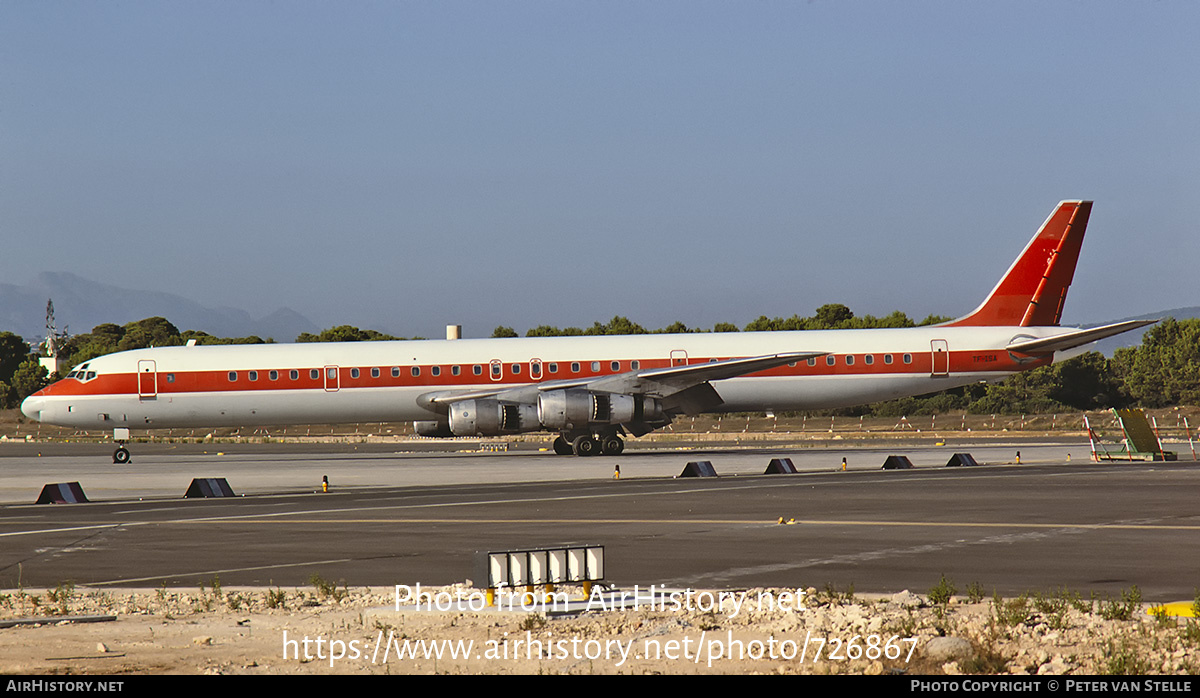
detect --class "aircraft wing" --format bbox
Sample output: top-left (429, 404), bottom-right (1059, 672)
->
top-left (422, 351), bottom-right (828, 409)
top-left (1004, 319), bottom-right (1157, 355)
top-left (575, 351), bottom-right (827, 393)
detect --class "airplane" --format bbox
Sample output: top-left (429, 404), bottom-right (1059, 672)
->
top-left (21, 200), bottom-right (1153, 463)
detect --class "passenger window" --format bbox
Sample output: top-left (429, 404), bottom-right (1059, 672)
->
top-left (311, 369), bottom-right (320, 380)
top-left (807, 358), bottom-right (817, 367)
top-left (167, 373), bottom-right (176, 383)
top-left (452, 365), bottom-right (461, 376)
top-left (631, 360), bottom-right (640, 370)
top-left (571, 362), bottom-right (580, 373)
top-left (249, 371), bottom-right (258, 381)
top-left (884, 355), bottom-right (893, 365)
top-left (269, 370), bottom-right (278, 380)
top-left (826, 356), bottom-right (836, 366)
top-left (903, 353), bottom-right (913, 364)
top-left (474, 365), bottom-right (483, 376)
top-left (511, 364), bottom-right (521, 375)
top-left (491, 364), bottom-right (501, 377)
top-left (432, 366), bottom-right (441, 376)
top-left (392, 367), bottom-right (400, 378)
top-left (845, 356), bottom-right (855, 366)
top-left (547, 363), bottom-right (558, 373)
top-left (371, 367), bottom-right (380, 378)
top-left (229, 372), bottom-right (238, 382)
top-left (531, 363), bottom-right (540, 377)
top-left (327, 368), bottom-right (337, 380)
top-left (350, 368), bottom-right (360, 379)
top-left (611, 361), bottom-right (620, 371)
top-left (865, 355), bottom-right (874, 365)
top-left (591, 361), bottom-right (600, 372)
top-left (290, 370), bottom-right (299, 380)
top-left (412, 367), bottom-right (421, 377)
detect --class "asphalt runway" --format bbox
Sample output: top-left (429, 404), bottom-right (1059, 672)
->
top-left (1, 442), bottom-right (1197, 600)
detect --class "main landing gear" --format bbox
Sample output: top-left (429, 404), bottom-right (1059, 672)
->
top-left (553, 432), bottom-right (625, 457)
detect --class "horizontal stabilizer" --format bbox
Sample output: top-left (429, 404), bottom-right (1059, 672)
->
top-left (1004, 319), bottom-right (1156, 355)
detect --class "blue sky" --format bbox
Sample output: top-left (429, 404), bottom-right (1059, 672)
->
top-left (3, 1), bottom-right (1197, 338)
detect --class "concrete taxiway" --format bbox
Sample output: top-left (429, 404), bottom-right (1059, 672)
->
top-left (1, 442), bottom-right (1197, 599)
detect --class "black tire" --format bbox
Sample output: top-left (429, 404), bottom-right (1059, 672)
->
top-left (600, 435), bottom-right (624, 456)
top-left (113, 447), bottom-right (131, 464)
top-left (553, 436), bottom-right (573, 455)
top-left (572, 435), bottom-right (599, 457)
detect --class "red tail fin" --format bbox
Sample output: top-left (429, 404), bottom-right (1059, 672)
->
top-left (947, 201), bottom-right (1091, 327)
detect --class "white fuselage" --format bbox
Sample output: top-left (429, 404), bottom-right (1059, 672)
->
top-left (23, 324), bottom-right (1066, 431)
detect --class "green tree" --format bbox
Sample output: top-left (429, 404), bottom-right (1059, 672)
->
top-left (1113, 318), bottom-right (1200, 407)
top-left (1050, 352), bottom-right (1127, 409)
top-left (117, 317), bottom-right (182, 352)
top-left (297, 325), bottom-right (399, 343)
top-left (525, 325), bottom-right (584, 337)
top-left (490, 326), bottom-right (518, 338)
top-left (585, 316), bottom-right (648, 336)
top-left (0, 332), bottom-right (30, 384)
top-left (180, 330), bottom-right (267, 345)
top-left (811, 303), bottom-right (855, 329)
top-left (9, 358), bottom-right (48, 406)
top-left (655, 321), bottom-right (694, 335)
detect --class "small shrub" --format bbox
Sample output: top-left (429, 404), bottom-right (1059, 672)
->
top-left (309, 573), bottom-right (348, 602)
top-left (1101, 636), bottom-right (1149, 675)
top-left (1099, 586), bottom-right (1142, 622)
top-left (928, 574), bottom-right (957, 606)
top-left (266, 588), bottom-right (286, 609)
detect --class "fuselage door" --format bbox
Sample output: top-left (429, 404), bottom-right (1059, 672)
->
top-left (931, 339), bottom-right (950, 377)
top-left (324, 365), bottom-right (340, 392)
top-left (530, 358), bottom-right (542, 381)
top-left (137, 360), bottom-right (157, 400)
top-left (489, 359), bottom-right (503, 382)
top-left (670, 349), bottom-right (689, 367)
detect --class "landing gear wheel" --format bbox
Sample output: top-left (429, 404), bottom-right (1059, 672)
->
top-left (572, 435), bottom-right (600, 457)
top-left (113, 447), bottom-right (131, 464)
top-left (553, 436), bottom-right (573, 455)
top-left (600, 435), bottom-right (624, 456)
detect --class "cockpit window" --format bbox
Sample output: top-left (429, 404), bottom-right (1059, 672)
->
top-left (69, 368), bottom-right (98, 381)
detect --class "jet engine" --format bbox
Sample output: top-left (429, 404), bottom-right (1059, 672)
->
top-left (537, 389), bottom-right (662, 431)
top-left (413, 420), bottom-right (454, 437)
top-left (448, 398), bottom-right (539, 436)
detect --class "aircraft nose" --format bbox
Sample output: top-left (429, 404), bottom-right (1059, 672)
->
top-left (20, 395), bottom-right (43, 422)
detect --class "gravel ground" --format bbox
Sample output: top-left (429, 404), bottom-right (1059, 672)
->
top-left (1, 582), bottom-right (1197, 675)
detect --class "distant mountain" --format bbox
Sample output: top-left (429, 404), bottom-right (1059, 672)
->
top-left (0, 272), bottom-right (319, 344)
top-left (1084, 306), bottom-right (1200, 356)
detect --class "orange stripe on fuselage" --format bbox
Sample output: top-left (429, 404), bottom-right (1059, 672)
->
top-left (35, 350), bottom-right (1046, 399)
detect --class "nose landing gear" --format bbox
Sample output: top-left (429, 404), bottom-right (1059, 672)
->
top-left (112, 427), bottom-right (132, 464)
